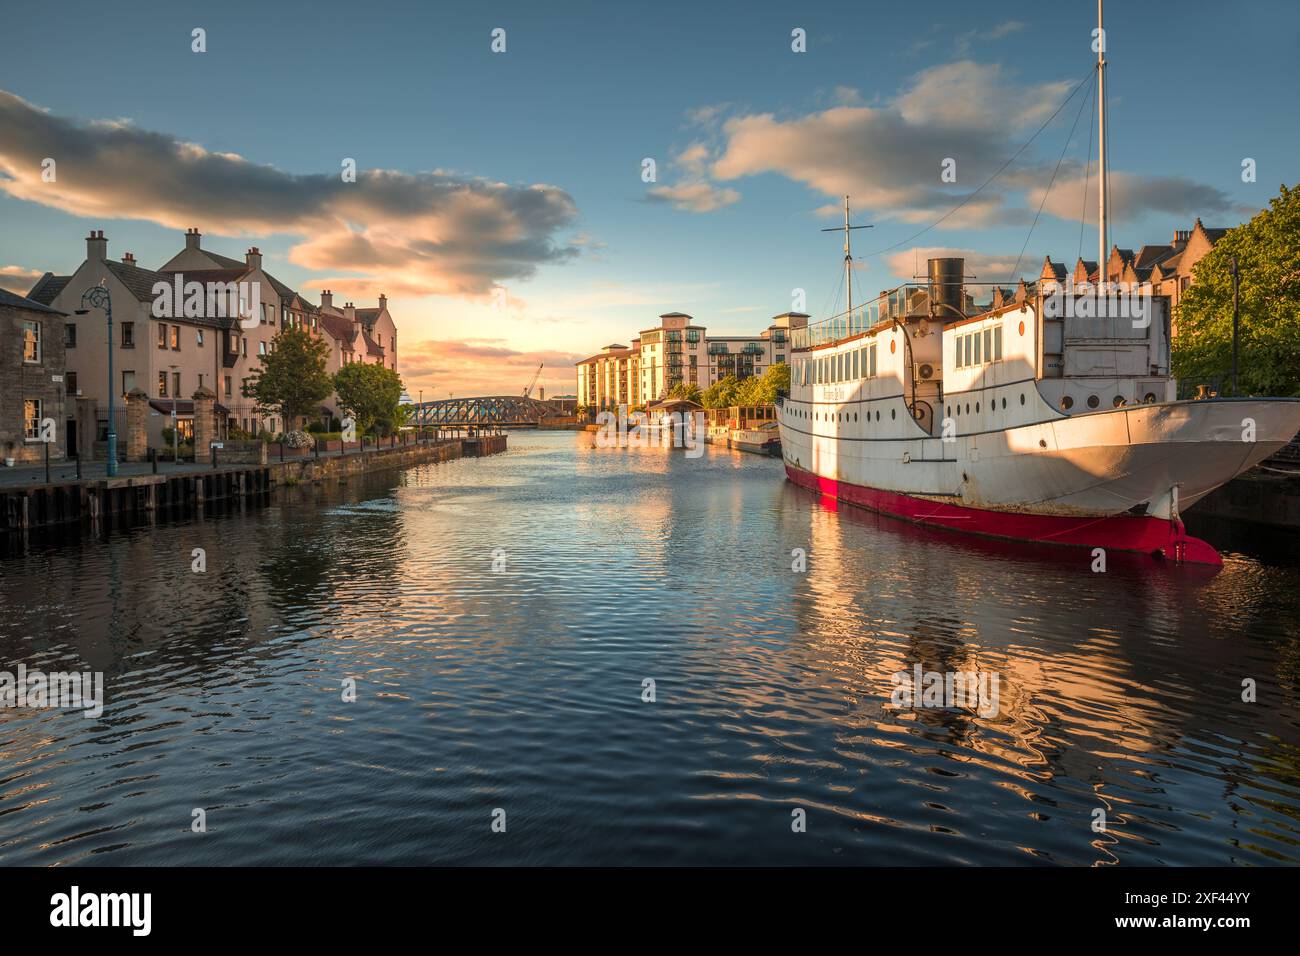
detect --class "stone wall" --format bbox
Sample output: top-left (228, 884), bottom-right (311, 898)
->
top-left (1, 302), bottom-right (68, 464)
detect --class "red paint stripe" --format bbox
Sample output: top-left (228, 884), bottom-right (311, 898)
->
top-left (784, 462), bottom-right (1221, 566)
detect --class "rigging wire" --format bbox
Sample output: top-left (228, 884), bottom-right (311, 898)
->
top-left (857, 64), bottom-right (1097, 262)
top-left (1008, 64), bottom-right (1095, 283)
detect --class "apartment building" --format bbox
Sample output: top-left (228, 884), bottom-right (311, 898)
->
top-left (576, 310), bottom-right (808, 410)
top-left (0, 288), bottom-right (67, 464)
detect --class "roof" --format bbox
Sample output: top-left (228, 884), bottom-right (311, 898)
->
top-left (201, 250), bottom-right (246, 269)
top-left (263, 271), bottom-right (297, 301)
top-left (658, 312), bottom-right (692, 318)
top-left (317, 311), bottom-right (356, 346)
top-left (27, 273), bottom-right (71, 305)
top-left (102, 259), bottom-right (173, 304)
top-left (0, 286), bottom-right (65, 315)
top-left (361, 329), bottom-right (384, 356)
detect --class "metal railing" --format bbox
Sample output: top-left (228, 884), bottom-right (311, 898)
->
top-left (791, 284), bottom-right (926, 350)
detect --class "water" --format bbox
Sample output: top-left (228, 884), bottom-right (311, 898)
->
top-left (1, 432), bottom-right (1298, 866)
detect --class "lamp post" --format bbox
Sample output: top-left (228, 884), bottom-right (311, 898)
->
top-left (169, 363), bottom-right (180, 463)
top-left (75, 283), bottom-right (116, 477)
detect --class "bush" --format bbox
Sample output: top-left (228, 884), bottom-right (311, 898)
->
top-left (284, 430), bottom-right (313, 448)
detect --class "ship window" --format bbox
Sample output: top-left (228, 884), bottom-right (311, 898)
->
top-left (983, 329), bottom-right (992, 361)
top-left (1001, 397), bottom-right (1006, 409)
top-left (854, 413), bottom-right (858, 422)
top-left (1087, 395), bottom-right (1100, 409)
top-left (975, 402), bottom-right (980, 413)
top-left (1144, 392), bottom-right (1157, 403)
top-left (852, 350), bottom-right (859, 379)
top-left (973, 333), bottom-right (982, 364)
top-left (1061, 395), bottom-right (1073, 410)
top-left (946, 405), bottom-right (951, 417)
top-left (1113, 396), bottom-right (1126, 408)
top-left (876, 410), bottom-right (880, 421)
top-left (891, 408), bottom-right (896, 420)
top-left (964, 336), bottom-right (972, 367)
top-left (993, 327), bottom-right (1003, 360)
top-left (1020, 393), bottom-right (1026, 405)
top-left (869, 344), bottom-right (877, 377)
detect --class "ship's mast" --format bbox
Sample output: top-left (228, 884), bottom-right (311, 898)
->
top-left (1097, 0), bottom-right (1108, 278)
top-left (821, 195), bottom-right (871, 317)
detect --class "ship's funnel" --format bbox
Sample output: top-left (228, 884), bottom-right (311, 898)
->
top-left (927, 258), bottom-right (965, 322)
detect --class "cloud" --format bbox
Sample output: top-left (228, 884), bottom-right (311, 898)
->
top-left (646, 181), bottom-right (741, 213)
top-left (710, 62), bottom-right (1075, 228)
top-left (1027, 168), bottom-right (1246, 225)
top-left (885, 246), bottom-right (1042, 284)
top-left (0, 264), bottom-right (44, 294)
top-left (398, 338), bottom-right (586, 399)
top-left (0, 90), bottom-right (580, 299)
top-left (645, 142), bottom-right (742, 213)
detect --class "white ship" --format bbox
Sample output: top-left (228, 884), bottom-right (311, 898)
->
top-left (776, 4), bottom-right (1300, 565)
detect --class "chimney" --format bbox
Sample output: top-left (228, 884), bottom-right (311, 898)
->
top-left (343, 302), bottom-right (356, 322)
top-left (86, 230), bottom-right (107, 262)
top-left (378, 293), bottom-right (387, 312)
top-left (121, 252), bottom-right (136, 266)
top-left (245, 246), bottom-right (262, 270)
top-left (320, 289), bottom-right (333, 309)
top-left (185, 228), bottom-right (202, 251)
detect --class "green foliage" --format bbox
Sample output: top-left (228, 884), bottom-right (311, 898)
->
top-left (334, 362), bottom-right (406, 434)
top-left (666, 381), bottom-right (702, 403)
top-left (242, 326), bottom-right (334, 425)
top-left (1172, 184), bottom-right (1300, 396)
top-left (702, 363), bottom-right (790, 408)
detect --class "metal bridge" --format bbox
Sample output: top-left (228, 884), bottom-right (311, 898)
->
top-left (410, 395), bottom-right (558, 428)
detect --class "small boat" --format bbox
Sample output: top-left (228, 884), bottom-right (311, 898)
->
top-left (731, 420), bottom-right (782, 456)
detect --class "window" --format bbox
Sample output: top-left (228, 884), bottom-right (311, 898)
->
top-left (993, 326), bottom-right (1003, 360)
top-left (21, 320), bottom-right (41, 363)
top-left (24, 399), bottom-right (42, 440)
top-left (197, 373), bottom-right (205, 389)
top-left (170, 325), bottom-right (180, 350)
top-left (852, 349), bottom-right (860, 379)
top-left (158, 323), bottom-right (167, 349)
top-left (173, 371), bottom-right (182, 397)
top-left (1087, 395), bottom-right (1100, 409)
top-left (158, 371), bottom-right (168, 397)
top-left (122, 370), bottom-right (136, 394)
top-left (119, 322), bottom-right (134, 348)
top-left (65, 323), bottom-right (77, 348)
top-left (869, 344), bottom-right (877, 377)
top-left (224, 376), bottom-right (232, 398)
top-left (197, 329), bottom-right (205, 347)
top-left (241, 338), bottom-right (248, 357)
top-left (259, 341), bottom-right (267, 356)
top-left (67, 371), bottom-right (78, 394)
top-left (973, 331), bottom-right (982, 364)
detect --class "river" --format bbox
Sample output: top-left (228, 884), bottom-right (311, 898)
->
top-left (1, 431), bottom-right (1297, 865)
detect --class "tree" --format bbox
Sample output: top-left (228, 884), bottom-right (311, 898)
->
top-left (334, 362), bottom-right (405, 434)
top-left (1172, 184), bottom-right (1300, 396)
top-left (242, 326), bottom-right (333, 430)
top-left (701, 375), bottom-right (741, 409)
top-left (666, 381), bottom-right (702, 403)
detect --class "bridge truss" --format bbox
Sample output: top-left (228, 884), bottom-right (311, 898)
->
top-left (411, 395), bottom-right (557, 427)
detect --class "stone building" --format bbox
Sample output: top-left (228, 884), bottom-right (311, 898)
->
top-left (1, 287), bottom-right (67, 464)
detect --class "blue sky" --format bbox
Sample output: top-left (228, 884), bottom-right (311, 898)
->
top-left (1, 0), bottom-right (1296, 396)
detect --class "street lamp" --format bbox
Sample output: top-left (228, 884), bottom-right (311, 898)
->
top-left (169, 363), bottom-right (179, 463)
top-left (75, 282), bottom-right (116, 477)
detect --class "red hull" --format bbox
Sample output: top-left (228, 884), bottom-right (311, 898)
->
top-left (784, 462), bottom-right (1221, 566)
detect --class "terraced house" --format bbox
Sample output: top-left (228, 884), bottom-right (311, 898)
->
top-left (26, 228), bottom-right (398, 452)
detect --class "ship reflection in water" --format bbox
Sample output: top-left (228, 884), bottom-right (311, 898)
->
top-left (0, 432), bottom-right (1297, 865)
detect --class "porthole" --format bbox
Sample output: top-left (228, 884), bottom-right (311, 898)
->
top-left (1001, 397), bottom-right (1007, 409)
top-left (1061, 395), bottom-right (1074, 410)
top-left (966, 404), bottom-right (970, 415)
top-left (1144, 392), bottom-right (1157, 404)
top-left (891, 408), bottom-right (896, 420)
top-left (1020, 393), bottom-right (1026, 405)
top-left (854, 413), bottom-right (858, 422)
top-left (1112, 396), bottom-right (1126, 408)
top-left (1018, 320), bottom-right (1025, 335)
top-left (975, 402), bottom-right (980, 413)
top-left (946, 405), bottom-right (951, 417)
top-left (1087, 395), bottom-right (1100, 409)
top-left (876, 411), bottom-right (881, 421)
top-left (890, 340), bottom-right (897, 354)
top-left (955, 404), bottom-right (960, 416)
